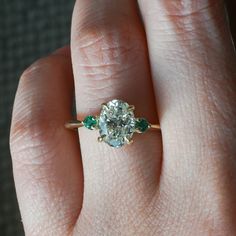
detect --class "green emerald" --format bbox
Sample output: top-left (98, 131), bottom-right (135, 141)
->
top-left (135, 118), bottom-right (149, 133)
top-left (83, 116), bottom-right (97, 130)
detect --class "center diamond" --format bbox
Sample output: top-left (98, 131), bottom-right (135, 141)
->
top-left (98, 99), bottom-right (136, 147)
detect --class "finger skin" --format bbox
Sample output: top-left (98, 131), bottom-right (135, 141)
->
top-left (138, 0), bottom-right (236, 234)
top-left (71, 0), bottom-right (162, 234)
top-left (10, 47), bottom-right (83, 236)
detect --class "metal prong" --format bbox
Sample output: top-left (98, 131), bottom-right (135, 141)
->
top-left (98, 135), bottom-right (106, 142)
top-left (128, 105), bottom-right (135, 112)
top-left (102, 103), bottom-right (108, 110)
top-left (124, 137), bottom-right (133, 145)
top-left (135, 129), bottom-right (142, 134)
top-left (98, 137), bottom-right (103, 142)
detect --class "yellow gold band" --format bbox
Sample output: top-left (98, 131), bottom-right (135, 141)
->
top-left (65, 120), bottom-right (160, 131)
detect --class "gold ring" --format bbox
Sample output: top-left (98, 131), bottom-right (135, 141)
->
top-left (65, 99), bottom-right (160, 148)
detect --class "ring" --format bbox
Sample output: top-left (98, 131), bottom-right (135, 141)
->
top-left (65, 99), bottom-right (160, 148)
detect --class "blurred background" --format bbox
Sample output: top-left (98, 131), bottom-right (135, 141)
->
top-left (0, 0), bottom-right (74, 235)
top-left (0, 0), bottom-right (235, 235)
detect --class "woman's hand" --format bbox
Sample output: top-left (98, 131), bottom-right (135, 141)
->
top-left (10, 1), bottom-right (236, 235)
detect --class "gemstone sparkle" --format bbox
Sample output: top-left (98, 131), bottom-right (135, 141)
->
top-left (98, 99), bottom-right (136, 147)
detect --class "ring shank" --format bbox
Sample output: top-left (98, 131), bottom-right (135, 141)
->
top-left (149, 124), bottom-right (161, 130)
top-left (65, 120), bottom-right (83, 130)
top-left (65, 120), bottom-right (161, 131)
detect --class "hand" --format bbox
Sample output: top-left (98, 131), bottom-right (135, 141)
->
top-left (10, 1), bottom-right (236, 235)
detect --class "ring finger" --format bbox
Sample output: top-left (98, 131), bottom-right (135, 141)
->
top-left (71, 0), bottom-right (161, 232)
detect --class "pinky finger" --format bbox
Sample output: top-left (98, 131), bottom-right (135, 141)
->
top-left (10, 47), bottom-right (83, 235)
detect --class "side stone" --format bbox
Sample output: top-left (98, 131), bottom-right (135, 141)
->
top-left (83, 115), bottom-right (97, 130)
top-left (135, 118), bottom-right (150, 133)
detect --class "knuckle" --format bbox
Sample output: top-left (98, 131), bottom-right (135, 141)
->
top-left (161, 0), bottom-right (222, 18)
top-left (21, 55), bottom-right (63, 80)
top-left (10, 57), bottom-right (63, 166)
top-left (73, 20), bottom-right (145, 103)
top-left (74, 19), bottom-right (145, 70)
top-left (152, 0), bottom-right (225, 44)
top-left (10, 110), bottom-right (60, 167)
top-left (77, 20), bottom-right (140, 49)
top-left (10, 106), bottom-right (57, 145)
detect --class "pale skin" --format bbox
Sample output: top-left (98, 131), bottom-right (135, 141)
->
top-left (9, 0), bottom-right (236, 235)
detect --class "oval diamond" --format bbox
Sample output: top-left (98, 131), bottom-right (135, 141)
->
top-left (98, 99), bottom-right (136, 147)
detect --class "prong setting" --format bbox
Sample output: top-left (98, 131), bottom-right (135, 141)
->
top-left (128, 105), bottom-right (135, 112)
top-left (98, 135), bottom-right (106, 142)
top-left (102, 103), bottom-right (109, 110)
top-left (124, 137), bottom-right (133, 145)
